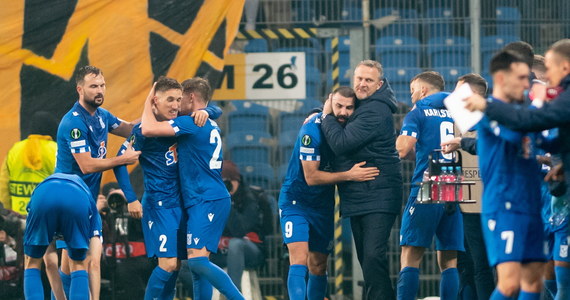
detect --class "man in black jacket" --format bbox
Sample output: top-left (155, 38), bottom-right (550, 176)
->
top-left (321, 59), bottom-right (403, 300)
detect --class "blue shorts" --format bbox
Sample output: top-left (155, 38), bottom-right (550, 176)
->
top-left (279, 202), bottom-right (334, 254)
top-left (56, 213), bottom-right (102, 250)
top-left (545, 223), bottom-right (570, 262)
top-left (24, 179), bottom-right (92, 261)
top-left (482, 211), bottom-right (547, 266)
top-left (186, 198), bottom-right (231, 253)
top-left (400, 197), bottom-right (464, 251)
top-left (142, 205), bottom-right (186, 259)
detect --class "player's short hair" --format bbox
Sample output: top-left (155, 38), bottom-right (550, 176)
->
top-left (533, 55), bottom-right (546, 73)
top-left (504, 41), bottom-right (534, 68)
top-left (489, 50), bottom-right (527, 75)
top-left (355, 60), bottom-right (383, 80)
top-left (411, 71), bottom-right (445, 92)
top-left (181, 77), bottom-right (212, 105)
top-left (549, 39), bottom-right (570, 62)
top-left (458, 73), bottom-right (488, 96)
top-left (75, 66), bottom-right (102, 85)
top-left (332, 86), bottom-right (356, 99)
top-left (155, 76), bottom-right (182, 93)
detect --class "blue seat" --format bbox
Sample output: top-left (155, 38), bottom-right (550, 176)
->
top-left (278, 130), bottom-right (299, 164)
top-left (481, 35), bottom-right (519, 72)
top-left (326, 36), bottom-right (351, 54)
top-left (237, 162), bottom-right (276, 190)
top-left (227, 131), bottom-right (273, 165)
top-left (341, 0), bottom-right (362, 22)
top-left (375, 36), bottom-right (421, 68)
top-left (383, 67), bottom-right (422, 105)
top-left (244, 39), bottom-right (269, 53)
top-left (278, 111), bottom-right (308, 134)
top-left (496, 6), bottom-right (521, 37)
top-left (228, 102), bottom-right (271, 134)
top-left (427, 36), bottom-right (471, 68)
top-left (374, 8), bottom-right (420, 38)
top-left (423, 8), bottom-right (454, 39)
top-left (434, 67), bottom-right (472, 92)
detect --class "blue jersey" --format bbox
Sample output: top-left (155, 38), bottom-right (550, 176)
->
top-left (55, 102), bottom-right (121, 199)
top-left (477, 97), bottom-right (542, 215)
top-left (169, 116), bottom-right (229, 207)
top-left (279, 113), bottom-right (335, 210)
top-left (400, 92), bottom-right (453, 198)
top-left (114, 124), bottom-right (181, 209)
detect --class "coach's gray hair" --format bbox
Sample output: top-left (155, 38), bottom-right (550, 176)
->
top-left (355, 60), bottom-right (383, 80)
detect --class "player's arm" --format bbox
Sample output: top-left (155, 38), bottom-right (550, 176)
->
top-left (113, 139), bottom-right (142, 219)
top-left (396, 135), bottom-right (416, 160)
top-left (72, 140), bottom-right (140, 174)
top-left (110, 120), bottom-right (136, 138)
top-left (0, 157), bottom-right (11, 209)
top-left (141, 83), bottom-right (176, 137)
top-left (302, 160), bottom-right (379, 186)
top-left (191, 104), bottom-right (222, 127)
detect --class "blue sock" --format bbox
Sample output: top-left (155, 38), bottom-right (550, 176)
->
top-left (397, 267), bottom-right (419, 300)
top-left (187, 256), bottom-right (244, 300)
top-left (60, 269), bottom-right (71, 300)
top-left (544, 279), bottom-right (557, 300)
top-left (70, 270), bottom-right (89, 300)
top-left (307, 273), bottom-right (327, 300)
top-left (24, 268), bottom-right (44, 300)
top-left (191, 270), bottom-right (213, 300)
top-left (144, 266), bottom-right (172, 300)
top-left (159, 270), bottom-right (179, 300)
top-left (491, 288), bottom-right (514, 300)
top-left (441, 268), bottom-right (460, 300)
top-left (518, 290), bottom-right (540, 300)
top-left (288, 264), bottom-right (308, 300)
top-left (555, 266), bottom-right (570, 300)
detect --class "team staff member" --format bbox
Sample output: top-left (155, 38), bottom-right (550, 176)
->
top-left (23, 173), bottom-right (99, 300)
top-left (55, 65), bottom-right (140, 299)
top-left (281, 87), bottom-right (379, 300)
top-left (141, 78), bottom-right (244, 300)
top-left (396, 71), bottom-right (464, 300)
top-left (465, 39), bottom-right (570, 300)
top-left (321, 60), bottom-right (403, 300)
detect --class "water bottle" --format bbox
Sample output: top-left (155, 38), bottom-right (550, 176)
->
top-left (443, 167), bottom-right (455, 201)
top-left (420, 170), bottom-right (430, 202)
top-left (550, 195), bottom-right (570, 227)
top-left (430, 170), bottom-right (440, 201)
top-left (455, 166), bottom-right (464, 201)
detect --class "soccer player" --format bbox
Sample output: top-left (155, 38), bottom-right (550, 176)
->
top-left (55, 65), bottom-right (140, 299)
top-left (141, 78), bottom-right (244, 300)
top-left (113, 76), bottom-right (222, 300)
top-left (395, 71), bottom-right (464, 300)
top-left (280, 86), bottom-right (380, 300)
top-left (474, 50), bottom-right (545, 300)
top-left (23, 173), bottom-right (99, 300)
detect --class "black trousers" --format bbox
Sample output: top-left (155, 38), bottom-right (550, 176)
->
top-left (350, 212), bottom-right (397, 300)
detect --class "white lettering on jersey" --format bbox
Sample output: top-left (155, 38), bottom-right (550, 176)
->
top-left (99, 116), bottom-right (106, 129)
top-left (488, 219), bottom-right (496, 231)
top-left (208, 213), bottom-right (214, 222)
top-left (300, 147), bottom-right (315, 154)
top-left (187, 234), bottom-right (192, 245)
top-left (561, 245), bottom-right (568, 258)
top-left (70, 140), bottom-right (86, 147)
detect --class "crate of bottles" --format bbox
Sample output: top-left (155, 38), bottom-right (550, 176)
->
top-left (417, 150), bottom-right (477, 204)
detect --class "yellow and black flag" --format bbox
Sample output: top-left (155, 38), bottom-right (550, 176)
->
top-left (0, 0), bottom-right (245, 159)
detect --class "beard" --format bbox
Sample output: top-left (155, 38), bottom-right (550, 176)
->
top-left (84, 93), bottom-right (104, 109)
top-left (335, 115), bottom-right (349, 124)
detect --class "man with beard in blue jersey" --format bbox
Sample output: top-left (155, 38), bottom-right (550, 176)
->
top-left (113, 76), bottom-right (222, 300)
top-left (23, 173), bottom-right (99, 300)
top-left (141, 78), bottom-right (244, 300)
top-left (55, 65), bottom-right (141, 299)
top-left (395, 71), bottom-right (464, 300)
top-left (470, 50), bottom-right (546, 300)
top-left (280, 86), bottom-right (380, 300)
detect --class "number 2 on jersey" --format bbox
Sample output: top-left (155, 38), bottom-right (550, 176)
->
top-left (209, 129), bottom-right (222, 169)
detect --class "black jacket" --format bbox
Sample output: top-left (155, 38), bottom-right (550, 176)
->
top-left (485, 74), bottom-right (570, 186)
top-left (321, 79), bottom-right (403, 216)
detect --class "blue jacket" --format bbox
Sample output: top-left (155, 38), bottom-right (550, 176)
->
top-left (321, 79), bottom-right (403, 216)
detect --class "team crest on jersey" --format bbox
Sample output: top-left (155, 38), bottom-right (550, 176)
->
top-left (301, 135), bottom-right (312, 146)
top-left (165, 143), bottom-right (178, 166)
top-left (70, 128), bottom-right (81, 139)
top-left (97, 141), bottom-right (107, 158)
top-left (129, 135), bottom-right (136, 146)
top-left (98, 116), bottom-right (106, 129)
top-left (187, 234), bottom-right (192, 245)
